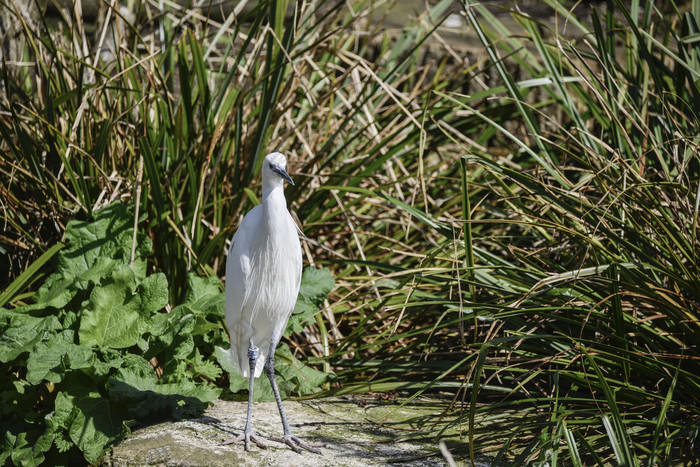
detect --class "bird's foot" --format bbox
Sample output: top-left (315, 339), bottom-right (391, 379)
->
top-left (221, 431), bottom-right (267, 451)
top-left (269, 433), bottom-right (323, 454)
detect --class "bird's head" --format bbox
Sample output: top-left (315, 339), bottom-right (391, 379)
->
top-left (262, 152), bottom-right (294, 186)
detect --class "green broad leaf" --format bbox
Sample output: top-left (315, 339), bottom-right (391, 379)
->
top-left (31, 203), bottom-right (147, 312)
top-left (25, 330), bottom-right (100, 385)
top-left (64, 342), bottom-right (96, 370)
top-left (108, 367), bottom-right (220, 421)
top-left (47, 391), bottom-right (78, 454)
top-left (1, 380), bottom-right (42, 423)
top-left (181, 273), bottom-right (223, 314)
top-left (0, 308), bottom-right (61, 362)
top-left (2, 380), bottom-right (55, 466)
top-left (92, 347), bottom-right (126, 377)
top-left (25, 331), bottom-right (74, 385)
top-left (30, 271), bottom-right (75, 310)
top-left (146, 307), bottom-right (174, 338)
top-left (30, 202), bottom-right (149, 315)
top-left (58, 202), bottom-right (151, 282)
top-left (192, 310), bottom-right (227, 338)
top-left (286, 299), bottom-right (317, 335)
top-left (214, 345), bottom-right (237, 375)
top-left (7, 428), bottom-right (53, 467)
top-left (298, 267), bottom-right (335, 303)
top-left (69, 394), bottom-right (121, 465)
top-left (0, 430), bottom-right (11, 465)
top-left (74, 256), bottom-right (120, 289)
top-left (79, 265), bottom-right (143, 349)
top-left (189, 348), bottom-right (222, 381)
top-left (138, 272), bottom-right (169, 314)
top-left (121, 353), bottom-right (159, 378)
top-left (146, 306), bottom-right (198, 365)
top-left (32, 256), bottom-right (118, 311)
top-left (172, 334), bottom-right (195, 361)
top-left (169, 307), bottom-right (198, 345)
top-left (286, 267), bottom-right (334, 336)
top-left (274, 343), bottom-right (328, 396)
top-left (49, 373), bottom-right (127, 465)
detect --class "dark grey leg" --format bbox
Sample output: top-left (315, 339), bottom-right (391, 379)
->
top-left (221, 341), bottom-right (267, 451)
top-left (265, 332), bottom-right (323, 454)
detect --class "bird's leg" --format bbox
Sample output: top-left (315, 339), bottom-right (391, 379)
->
top-left (221, 341), bottom-right (267, 451)
top-left (265, 332), bottom-right (323, 454)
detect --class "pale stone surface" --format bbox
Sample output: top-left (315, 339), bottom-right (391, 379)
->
top-left (100, 397), bottom-right (462, 466)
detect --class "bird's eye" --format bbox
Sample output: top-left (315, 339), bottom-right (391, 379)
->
top-left (268, 163), bottom-right (273, 169)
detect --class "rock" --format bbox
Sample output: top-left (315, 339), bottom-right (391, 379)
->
top-left (100, 397), bottom-right (466, 466)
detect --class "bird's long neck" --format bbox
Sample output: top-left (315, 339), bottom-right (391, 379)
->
top-left (261, 183), bottom-right (288, 228)
top-left (262, 181), bottom-right (285, 205)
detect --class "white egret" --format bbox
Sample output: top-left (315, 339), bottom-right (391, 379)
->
top-left (221, 152), bottom-right (322, 454)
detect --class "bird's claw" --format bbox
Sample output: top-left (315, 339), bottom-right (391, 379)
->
top-left (269, 434), bottom-right (323, 454)
top-left (221, 431), bottom-right (267, 451)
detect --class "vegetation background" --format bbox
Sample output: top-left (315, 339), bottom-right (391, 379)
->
top-left (1, 0), bottom-right (699, 465)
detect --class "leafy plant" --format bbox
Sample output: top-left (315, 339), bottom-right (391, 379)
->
top-left (0, 203), bottom-right (216, 465)
top-left (0, 202), bottom-right (331, 464)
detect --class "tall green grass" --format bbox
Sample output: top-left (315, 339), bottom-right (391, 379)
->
top-left (1, 0), bottom-right (699, 464)
top-left (1, 0), bottom-right (353, 301)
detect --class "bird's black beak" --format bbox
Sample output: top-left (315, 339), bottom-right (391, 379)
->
top-left (273, 166), bottom-right (295, 185)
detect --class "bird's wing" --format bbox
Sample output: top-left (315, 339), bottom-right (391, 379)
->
top-left (224, 205), bottom-right (260, 377)
top-left (224, 205), bottom-right (303, 379)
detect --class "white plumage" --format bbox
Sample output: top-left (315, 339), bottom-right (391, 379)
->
top-left (225, 152), bottom-right (302, 378)
top-left (221, 152), bottom-right (321, 454)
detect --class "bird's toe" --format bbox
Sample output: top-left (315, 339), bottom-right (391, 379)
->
top-left (269, 434), bottom-right (323, 454)
top-left (220, 434), bottom-right (243, 446)
top-left (221, 432), bottom-right (267, 451)
top-left (249, 433), bottom-right (267, 450)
